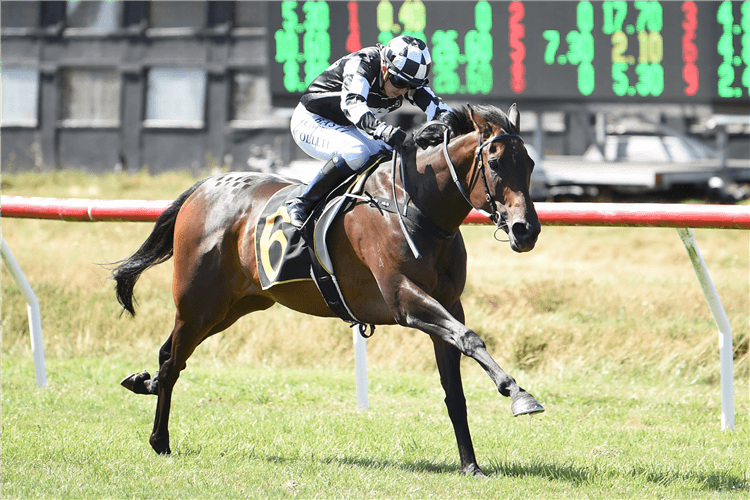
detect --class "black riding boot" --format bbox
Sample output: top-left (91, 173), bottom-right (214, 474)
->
top-left (286, 155), bottom-right (352, 229)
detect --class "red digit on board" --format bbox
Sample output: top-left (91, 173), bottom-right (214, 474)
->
top-left (682, 1), bottom-right (699, 95)
top-left (346, 1), bottom-right (362, 53)
top-left (509, 1), bottom-right (526, 94)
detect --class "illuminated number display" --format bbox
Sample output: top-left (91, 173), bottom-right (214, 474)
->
top-left (717, 0), bottom-right (750, 98)
top-left (603, 0), bottom-right (664, 97)
top-left (269, 1), bottom-right (750, 104)
top-left (274, 0), bottom-right (331, 92)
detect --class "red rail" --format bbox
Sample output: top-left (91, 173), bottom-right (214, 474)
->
top-left (2, 195), bottom-right (749, 229)
top-left (0, 196), bottom-right (172, 222)
top-left (466, 202), bottom-right (750, 229)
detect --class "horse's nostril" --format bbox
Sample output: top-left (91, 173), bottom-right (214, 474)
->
top-left (512, 221), bottom-right (529, 238)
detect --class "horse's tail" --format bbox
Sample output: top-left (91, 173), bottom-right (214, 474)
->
top-left (111, 178), bottom-right (208, 316)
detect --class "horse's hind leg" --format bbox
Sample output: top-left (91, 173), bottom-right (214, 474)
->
top-left (121, 336), bottom-right (172, 395)
top-left (149, 316), bottom-right (201, 454)
top-left (149, 295), bottom-right (274, 454)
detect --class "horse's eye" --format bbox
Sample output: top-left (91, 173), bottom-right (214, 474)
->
top-left (488, 158), bottom-right (501, 171)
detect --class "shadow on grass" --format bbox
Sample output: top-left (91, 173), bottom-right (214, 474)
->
top-left (329, 456), bottom-right (464, 475)
top-left (262, 454), bottom-right (463, 475)
top-left (486, 459), bottom-right (748, 492)
top-left (268, 454), bottom-right (748, 492)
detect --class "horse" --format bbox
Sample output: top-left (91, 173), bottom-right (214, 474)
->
top-left (113, 103), bottom-right (543, 477)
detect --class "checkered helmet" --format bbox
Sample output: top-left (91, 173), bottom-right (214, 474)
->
top-left (382, 36), bottom-right (432, 87)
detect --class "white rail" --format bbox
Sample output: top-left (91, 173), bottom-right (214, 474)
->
top-left (1, 237), bottom-right (47, 388)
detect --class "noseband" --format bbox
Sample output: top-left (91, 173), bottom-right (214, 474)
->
top-left (440, 125), bottom-right (524, 233)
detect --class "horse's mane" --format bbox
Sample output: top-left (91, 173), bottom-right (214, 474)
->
top-left (415, 104), bottom-right (517, 149)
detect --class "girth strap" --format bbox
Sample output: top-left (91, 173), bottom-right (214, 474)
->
top-left (308, 245), bottom-right (375, 337)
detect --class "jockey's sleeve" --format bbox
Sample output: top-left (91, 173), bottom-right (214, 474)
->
top-left (407, 87), bottom-right (453, 121)
top-left (340, 57), bottom-right (383, 136)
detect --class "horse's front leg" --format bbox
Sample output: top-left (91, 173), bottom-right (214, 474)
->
top-left (391, 279), bottom-right (544, 415)
top-left (430, 303), bottom-right (483, 476)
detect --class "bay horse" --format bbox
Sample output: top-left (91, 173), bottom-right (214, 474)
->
top-left (113, 103), bottom-right (543, 476)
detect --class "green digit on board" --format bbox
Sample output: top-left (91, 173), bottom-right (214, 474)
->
top-left (377, 0), bottom-right (393, 32)
top-left (717, 63), bottom-right (735, 97)
top-left (543, 30), bottom-right (560, 65)
top-left (397, 0), bottom-right (426, 41)
top-left (578, 63), bottom-right (595, 95)
top-left (577, 1), bottom-right (594, 32)
top-left (612, 62), bottom-right (628, 96)
top-left (431, 29), bottom-right (460, 94)
top-left (649, 2), bottom-right (663, 32)
top-left (602, 1), bottom-right (627, 35)
top-left (717, 0), bottom-right (733, 26)
top-left (579, 32), bottom-right (595, 63)
top-left (463, 1), bottom-right (494, 95)
top-left (634, 1), bottom-right (663, 32)
top-left (475, 1), bottom-right (492, 32)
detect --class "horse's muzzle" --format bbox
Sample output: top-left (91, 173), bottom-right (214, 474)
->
top-left (494, 198), bottom-right (540, 253)
top-left (507, 217), bottom-right (540, 253)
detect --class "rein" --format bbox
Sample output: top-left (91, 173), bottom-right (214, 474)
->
top-left (391, 146), bottom-right (422, 259)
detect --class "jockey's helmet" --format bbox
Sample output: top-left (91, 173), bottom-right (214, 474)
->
top-left (381, 36), bottom-right (432, 88)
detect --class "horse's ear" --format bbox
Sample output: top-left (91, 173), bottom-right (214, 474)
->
top-left (508, 103), bottom-right (521, 133)
top-left (468, 104), bottom-right (492, 138)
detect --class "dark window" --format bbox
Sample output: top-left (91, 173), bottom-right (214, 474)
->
top-left (65, 1), bottom-right (118, 31)
top-left (1, 2), bottom-right (40, 29)
top-left (149, 1), bottom-right (205, 29)
top-left (1, 68), bottom-right (39, 127)
top-left (235, 2), bottom-right (265, 28)
top-left (146, 68), bottom-right (206, 126)
top-left (232, 72), bottom-right (270, 121)
top-left (61, 69), bottom-right (121, 126)
top-left (40, 1), bottom-right (65, 28)
top-left (208, 1), bottom-right (233, 27)
top-left (123, 1), bottom-right (148, 28)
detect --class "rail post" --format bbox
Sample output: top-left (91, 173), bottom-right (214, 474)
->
top-left (677, 228), bottom-right (734, 431)
top-left (1, 237), bottom-right (47, 388)
top-left (352, 327), bottom-right (369, 412)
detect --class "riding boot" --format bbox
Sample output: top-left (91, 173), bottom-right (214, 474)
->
top-left (286, 155), bottom-right (352, 229)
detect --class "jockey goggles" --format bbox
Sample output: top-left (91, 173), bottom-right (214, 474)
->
top-left (388, 71), bottom-right (427, 89)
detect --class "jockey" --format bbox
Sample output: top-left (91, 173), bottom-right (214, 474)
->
top-left (286, 35), bottom-right (453, 229)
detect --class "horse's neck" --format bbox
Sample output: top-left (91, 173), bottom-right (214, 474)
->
top-left (409, 134), bottom-right (476, 233)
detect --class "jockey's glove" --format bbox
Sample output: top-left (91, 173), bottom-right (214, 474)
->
top-left (436, 110), bottom-right (453, 123)
top-left (375, 123), bottom-right (407, 148)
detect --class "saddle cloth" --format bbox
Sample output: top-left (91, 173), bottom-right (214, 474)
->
top-left (254, 184), bottom-right (311, 289)
top-left (255, 161), bottom-right (388, 325)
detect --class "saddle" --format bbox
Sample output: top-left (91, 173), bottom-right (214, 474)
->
top-left (254, 154), bottom-right (389, 331)
top-left (254, 142), bottom-right (453, 333)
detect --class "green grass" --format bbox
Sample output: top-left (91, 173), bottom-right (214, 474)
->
top-left (2, 356), bottom-right (748, 499)
top-left (2, 172), bottom-right (749, 498)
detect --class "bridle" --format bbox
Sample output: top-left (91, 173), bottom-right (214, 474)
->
top-left (437, 123), bottom-right (524, 237)
top-left (388, 115), bottom-right (525, 259)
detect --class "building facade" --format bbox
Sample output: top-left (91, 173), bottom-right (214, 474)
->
top-left (2, 1), bottom-right (292, 174)
top-left (2, 1), bottom-right (747, 180)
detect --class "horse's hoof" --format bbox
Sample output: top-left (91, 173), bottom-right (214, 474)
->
top-left (511, 392), bottom-right (545, 416)
top-left (150, 435), bottom-right (171, 455)
top-left (120, 370), bottom-right (151, 394)
top-left (463, 464), bottom-right (487, 477)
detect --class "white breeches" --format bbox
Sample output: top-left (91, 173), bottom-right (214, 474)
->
top-left (290, 103), bottom-right (390, 172)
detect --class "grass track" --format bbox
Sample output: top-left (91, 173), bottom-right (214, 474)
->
top-left (2, 357), bottom-right (748, 498)
top-left (2, 172), bottom-right (749, 498)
